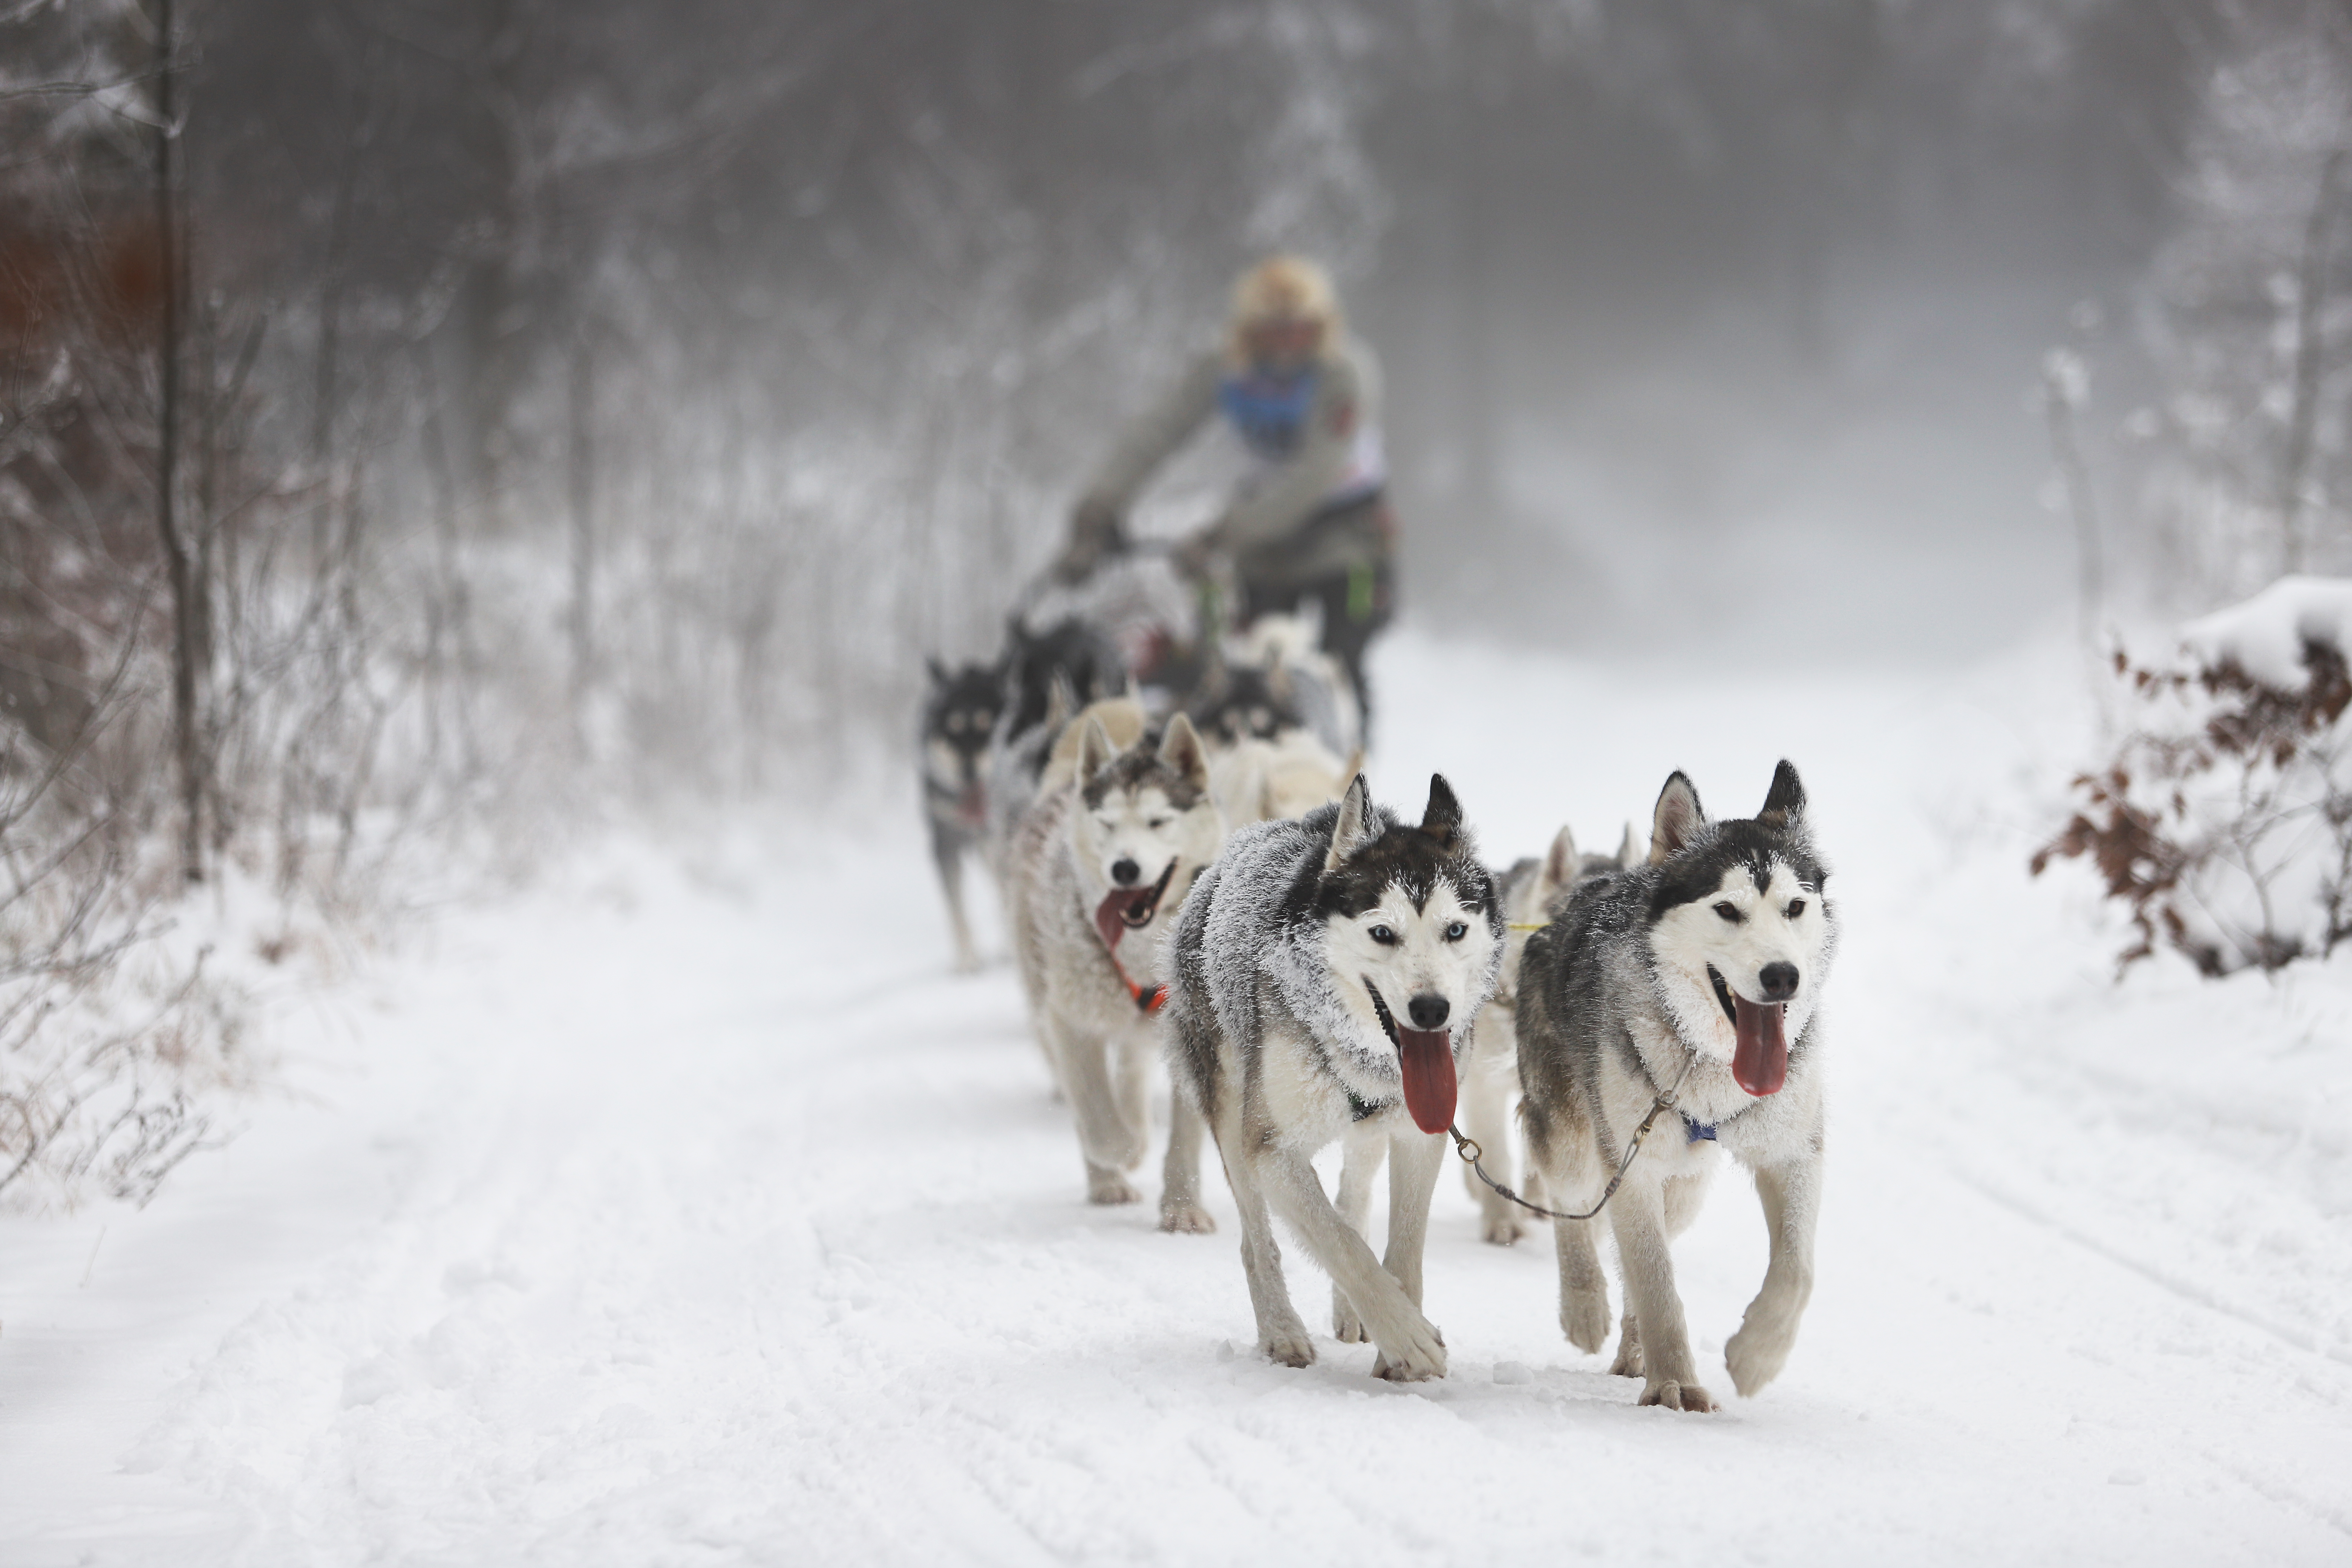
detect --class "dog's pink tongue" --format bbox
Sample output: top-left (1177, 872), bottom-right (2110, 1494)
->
top-left (1093, 891), bottom-right (1148, 952)
top-left (1398, 1028), bottom-right (1457, 1134)
top-left (1732, 996), bottom-right (1788, 1096)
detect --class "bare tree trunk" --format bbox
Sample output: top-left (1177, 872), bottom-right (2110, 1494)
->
top-left (567, 327), bottom-right (596, 741)
top-left (2041, 349), bottom-right (2103, 652)
top-left (2280, 147), bottom-right (2345, 573)
top-left (153, 0), bottom-right (202, 885)
top-left (311, 158), bottom-right (354, 475)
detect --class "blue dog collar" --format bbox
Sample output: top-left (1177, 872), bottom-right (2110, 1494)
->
top-left (1680, 1112), bottom-right (1717, 1144)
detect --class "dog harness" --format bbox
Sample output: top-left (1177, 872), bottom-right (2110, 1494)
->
top-left (1102, 944), bottom-right (1168, 1015)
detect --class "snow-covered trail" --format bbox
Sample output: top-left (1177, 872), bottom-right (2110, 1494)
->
top-left (6, 632), bottom-right (2350, 1565)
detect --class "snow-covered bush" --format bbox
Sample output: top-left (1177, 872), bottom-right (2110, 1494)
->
top-left (2036, 576), bottom-right (2352, 974)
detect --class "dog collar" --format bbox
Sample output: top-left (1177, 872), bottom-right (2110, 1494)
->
top-left (1345, 1086), bottom-right (1388, 1122)
top-left (1095, 921), bottom-right (1168, 1015)
top-left (1680, 1112), bottom-right (1717, 1143)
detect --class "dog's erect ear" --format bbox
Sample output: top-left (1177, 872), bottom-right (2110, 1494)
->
top-left (926, 654), bottom-right (950, 687)
top-left (1420, 773), bottom-right (1463, 847)
top-left (1160, 712), bottom-right (1210, 790)
top-left (1326, 774), bottom-right (1372, 871)
top-left (1757, 759), bottom-right (1806, 829)
top-left (1649, 772), bottom-right (1706, 864)
top-left (1617, 821), bottom-right (1642, 869)
top-left (1539, 824), bottom-right (1579, 898)
top-left (1076, 716), bottom-right (1117, 785)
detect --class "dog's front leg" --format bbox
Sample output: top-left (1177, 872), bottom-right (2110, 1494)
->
top-left (1609, 1182), bottom-right (1713, 1412)
top-left (1460, 1026), bottom-right (1524, 1246)
top-left (1724, 1155), bottom-right (1820, 1398)
top-left (1158, 1085), bottom-right (1216, 1234)
top-left (1260, 1145), bottom-right (1447, 1381)
top-left (1329, 1124), bottom-right (1386, 1341)
top-left (1525, 1109), bottom-right (1610, 1352)
top-left (1219, 1140), bottom-right (1314, 1366)
top-left (931, 828), bottom-right (980, 973)
top-left (1050, 1014), bottom-right (1144, 1202)
top-left (1376, 1128), bottom-right (1444, 1321)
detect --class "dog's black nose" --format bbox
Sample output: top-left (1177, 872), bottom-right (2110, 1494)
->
top-left (1110, 858), bottom-right (1141, 886)
top-left (1407, 993), bottom-right (1450, 1031)
top-left (1759, 962), bottom-right (1799, 1001)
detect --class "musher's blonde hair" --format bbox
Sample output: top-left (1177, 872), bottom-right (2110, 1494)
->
top-left (1226, 255), bottom-right (1340, 367)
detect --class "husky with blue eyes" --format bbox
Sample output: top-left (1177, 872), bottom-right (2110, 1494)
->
top-left (1516, 761), bottom-right (1837, 1412)
top-left (1163, 773), bottom-right (1502, 1380)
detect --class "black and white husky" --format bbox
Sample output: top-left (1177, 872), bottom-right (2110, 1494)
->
top-left (920, 656), bottom-right (1007, 971)
top-left (983, 617), bottom-right (1126, 865)
top-left (1165, 775), bottom-right (1503, 1380)
top-left (1006, 712), bottom-right (1227, 1214)
top-left (1516, 762), bottom-right (1836, 1411)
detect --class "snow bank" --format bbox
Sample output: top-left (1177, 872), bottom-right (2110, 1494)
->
top-left (2179, 573), bottom-right (2352, 689)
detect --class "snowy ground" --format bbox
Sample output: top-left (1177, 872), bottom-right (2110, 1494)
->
top-left (5, 629), bottom-right (2350, 1565)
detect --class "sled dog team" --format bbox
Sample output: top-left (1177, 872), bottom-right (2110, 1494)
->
top-left (925, 625), bottom-right (1834, 1411)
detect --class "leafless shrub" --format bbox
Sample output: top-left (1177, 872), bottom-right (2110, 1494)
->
top-left (2034, 631), bottom-right (2352, 975)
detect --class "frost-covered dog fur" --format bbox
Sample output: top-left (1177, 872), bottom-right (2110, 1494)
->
top-left (1165, 775), bottom-right (1502, 1378)
top-left (1007, 711), bottom-right (1225, 1213)
top-left (1458, 822), bottom-right (1639, 1245)
top-left (1515, 762), bottom-right (1835, 1410)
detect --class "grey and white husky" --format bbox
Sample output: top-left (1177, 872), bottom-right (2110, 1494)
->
top-left (920, 656), bottom-right (1007, 971)
top-left (1459, 822), bottom-right (1640, 1245)
top-left (1515, 762), bottom-right (1836, 1410)
top-left (1006, 712), bottom-right (1226, 1215)
top-left (1164, 775), bottom-right (1503, 1380)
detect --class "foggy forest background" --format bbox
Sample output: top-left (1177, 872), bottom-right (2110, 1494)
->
top-left (3, 0), bottom-right (2349, 1205)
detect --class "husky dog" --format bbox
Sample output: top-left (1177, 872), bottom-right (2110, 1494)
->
top-left (983, 617), bottom-right (1127, 862)
top-left (1165, 775), bottom-right (1502, 1378)
top-left (1515, 763), bottom-right (1835, 1410)
top-left (920, 656), bottom-right (1008, 971)
top-left (1007, 712), bottom-right (1226, 1213)
top-left (1186, 657), bottom-right (1305, 748)
top-left (1207, 729), bottom-right (1356, 830)
top-left (1230, 612), bottom-right (1359, 759)
top-left (1458, 821), bottom-right (1640, 1244)
top-left (1038, 694), bottom-right (1147, 792)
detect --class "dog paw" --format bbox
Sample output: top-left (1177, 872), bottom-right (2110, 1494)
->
top-left (1371, 1318), bottom-right (1448, 1383)
top-left (1608, 1333), bottom-right (1645, 1379)
top-left (1724, 1323), bottom-right (1793, 1397)
top-left (1158, 1199), bottom-right (1216, 1234)
top-left (1262, 1326), bottom-right (1317, 1368)
top-left (1560, 1288), bottom-right (1611, 1355)
top-left (1640, 1379), bottom-right (1717, 1413)
top-left (1087, 1170), bottom-right (1140, 1205)
top-left (1332, 1288), bottom-right (1366, 1343)
top-left (1481, 1211), bottom-right (1526, 1247)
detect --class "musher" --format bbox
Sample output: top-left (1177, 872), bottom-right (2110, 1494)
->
top-left (1054, 255), bottom-right (1394, 733)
